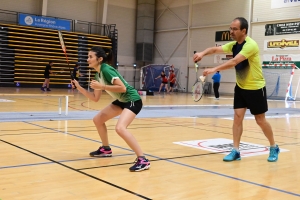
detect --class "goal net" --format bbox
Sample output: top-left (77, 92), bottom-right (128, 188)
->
top-left (140, 64), bottom-right (181, 91)
top-left (263, 64), bottom-right (300, 101)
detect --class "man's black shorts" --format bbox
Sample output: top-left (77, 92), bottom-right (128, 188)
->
top-left (234, 85), bottom-right (268, 115)
top-left (112, 99), bottom-right (143, 115)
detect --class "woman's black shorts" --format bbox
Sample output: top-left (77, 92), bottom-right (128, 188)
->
top-left (112, 99), bottom-right (143, 115)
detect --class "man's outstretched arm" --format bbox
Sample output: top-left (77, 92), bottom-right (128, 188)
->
top-left (193, 46), bottom-right (224, 62)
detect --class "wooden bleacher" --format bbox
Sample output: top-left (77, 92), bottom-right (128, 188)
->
top-left (0, 23), bottom-right (113, 87)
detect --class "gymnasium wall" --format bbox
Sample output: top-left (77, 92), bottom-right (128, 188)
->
top-left (251, 0), bottom-right (300, 99)
top-left (253, 0), bottom-right (300, 22)
top-left (107, 0), bottom-right (137, 67)
top-left (0, 0), bottom-right (42, 15)
top-left (0, 0), bottom-right (98, 21)
top-left (0, 0), bottom-right (138, 85)
top-left (47, 0), bottom-right (97, 22)
top-left (154, 1), bottom-right (189, 91)
top-left (155, 0), bottom-right (250, 93)
top-left (155, 0), bottom-right (300, 96)
top-left (252, 0), bottom-right (300, 55)
top-left (1, 0), bottom-right (300, 95)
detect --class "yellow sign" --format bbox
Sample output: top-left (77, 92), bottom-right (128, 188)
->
top-left (267, 39), bottom-right (299, 49)
top-left (215, 31), bottom-right (232, 41)
top-left (221, 31), bottom-right (231, 41)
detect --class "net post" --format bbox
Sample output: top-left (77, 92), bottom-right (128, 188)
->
top-left (88, 69), bottom-right (91, 92)
top-left (65, 96), bottom-right (69, 116)
top-left (293, 64), bottom-right (300, 101)
top-left (140, 67), bottom-right (143, 89)
top-left (285, 64), bottom-right (295, 101)
top-left (58, 97), bottom-right (62, 115)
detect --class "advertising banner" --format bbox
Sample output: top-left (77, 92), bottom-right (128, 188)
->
top-left (18, 13), bottom-right (71, 31)
top-left (265, 21), bottom-right (300, 36)
top-left (271, 0), bottom-right (300, 9)
top-left (174, 138), bottom-right (289, 157)
top-left (214, 31), bottom-right (233, 63)
top-left (264, 39), bottom-right (300, 51)
top-left (262, 54), bottom-right (300, 69)
top-left (215, 31), bottom-right (232, 42)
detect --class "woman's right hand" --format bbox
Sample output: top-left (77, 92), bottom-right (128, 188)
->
top-left (71, 79), bottom-right (80, 89)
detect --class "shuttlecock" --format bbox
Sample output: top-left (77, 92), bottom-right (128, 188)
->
top-left (199, 76), bottom-right (206, 82)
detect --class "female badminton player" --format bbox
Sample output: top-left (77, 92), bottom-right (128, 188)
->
top-left (72, 46), bottom-right (150, 172)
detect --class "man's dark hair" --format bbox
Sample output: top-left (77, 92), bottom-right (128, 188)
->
top-left (49, 61), bottom-right (54, 64)
top-left (234, 17), bottom-right (248, 34)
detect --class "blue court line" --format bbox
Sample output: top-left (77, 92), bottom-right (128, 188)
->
top-left (0, 162), bottom-right (53, 169)
top-left (20, 121), bottom-right (300, 198)
top-left (0, 154), bottom-right (134, 170)
top-left (23, 121), bottom-right (137, 153)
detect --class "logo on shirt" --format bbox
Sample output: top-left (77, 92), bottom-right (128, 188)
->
top-left (267, 39), bottom-right (299, 49)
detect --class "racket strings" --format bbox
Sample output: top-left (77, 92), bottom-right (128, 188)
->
top-left (192, 82), bottom-right (204, 102)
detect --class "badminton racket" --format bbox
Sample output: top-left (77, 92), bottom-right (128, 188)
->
top-left (58, 31), bottom-right (76, 88)
top-left (192, 51), bottom-right (206, 101)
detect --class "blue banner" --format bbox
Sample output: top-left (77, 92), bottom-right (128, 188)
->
top-left (18, 13), bottom-right (71, 31)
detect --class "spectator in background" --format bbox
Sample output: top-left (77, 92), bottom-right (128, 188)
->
top-left (41, 61), bottom-right (55, 91)
top-left (155, 71), bottom-right (169, 94)
top-left (212, 71), bottom-right (221, 99)
top-left (170, 64), bottom-right (175, 71)
top-left (73, 62), bottom-right (83, 81)
top-left (168, 70), bottom-right (176, 93)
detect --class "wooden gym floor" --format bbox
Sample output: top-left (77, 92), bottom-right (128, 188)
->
top-left (0, 87), bottom-right (300, 200)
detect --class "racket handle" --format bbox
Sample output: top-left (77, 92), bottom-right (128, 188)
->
top-left (70, 74), bottom-right (77, 89)
top-left (194, 63), bottom-right (198, 72)
top-left (194, 51), bottom-right (199, 72)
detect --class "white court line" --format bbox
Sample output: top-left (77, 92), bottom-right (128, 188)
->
top-left (207, 97), bottom-right (300, 102)
top-left (172, 117), bottom-right (197, 119)
top-left (144, 104), bottom-right (232, 107)
top-left (268, 99), bottom-right (300, 102)
top-left (206, 97), bottom-right (300, 103)
top-left (207, 97), bottom-right (234, 100)
top-left (222, 114), bottom-right (300, 120)
top-left (0, 99), bottom-right (15, 102)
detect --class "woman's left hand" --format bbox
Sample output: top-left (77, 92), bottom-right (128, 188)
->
top-left (90, 80), bottom-right (105, 90)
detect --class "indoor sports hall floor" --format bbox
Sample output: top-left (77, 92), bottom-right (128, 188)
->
top-left (1, 87), bottom-right (300, 200)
